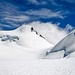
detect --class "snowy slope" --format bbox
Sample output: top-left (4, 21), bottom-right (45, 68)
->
top-left (0, 24), bottom-right (75, 75)
top-left (45, 29), bottom-right (75, 58)
top-left (28, 21), bottom-right (67, 45)
top-left (0, 59), bottom-right (75, 75)
top-left (0, 24), bottom-right (53, 59)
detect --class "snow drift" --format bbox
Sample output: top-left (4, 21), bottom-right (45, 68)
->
top-left (45, 29), bottom-right (75, 58)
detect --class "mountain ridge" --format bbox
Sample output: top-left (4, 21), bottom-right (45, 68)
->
top-left (0, 24), bottom-right (53, 59)
top-left (45, 29), bottom-right (75, 58)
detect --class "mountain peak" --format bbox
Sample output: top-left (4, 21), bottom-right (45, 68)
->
top-left (17, 24), bottom-right (32, 33)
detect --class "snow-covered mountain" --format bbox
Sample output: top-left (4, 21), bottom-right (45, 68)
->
top-left (0, 24), bottom-right (75, 60)
top-left (0, 24), bottom-right (75, 75)
top-left (0, 24), bottom-right (53, 59)
top-left (45, 29), bottom-right (75, 59)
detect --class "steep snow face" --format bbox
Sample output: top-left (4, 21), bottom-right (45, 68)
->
top-left (45, 29), bottom-right (75, 58)
top-left (0, 24), bottom-right (53, 59)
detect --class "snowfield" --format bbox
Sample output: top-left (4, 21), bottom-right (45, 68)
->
top-left (0, 59), bottom-right (75, 75)
top-left (0, 24), bottom-right (75, 75)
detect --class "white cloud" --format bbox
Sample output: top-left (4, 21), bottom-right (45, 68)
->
top-left (0, 2), bottom-right (18, 14)
top-left (28, 0), bottom-right (47, 5)
top-left (62, 0), bottom-right (75, 3)
top-left (25, 8), bottom-right (69, 19)
top-left (65, 24), bottom-right (74, 31)
top-left (50, 0), bottom-right (59, 6)
top-left (0, 2), bottom-right (30, 27)
top-left (28, 0), bottom-right (39, 4)
top-left (4, 15), bottom-right (29, 22)
top-left (28, 0), bottom-right (59, 5)
top-left (24, 21), bottom-right (68, 45)
top-left (0, 2), bottom-right (29, 22)
top-left (0, 1), bottom-right (72, 30)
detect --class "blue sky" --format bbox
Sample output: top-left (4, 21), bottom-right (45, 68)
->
top-left (0, 0), bottom-right (75, 30)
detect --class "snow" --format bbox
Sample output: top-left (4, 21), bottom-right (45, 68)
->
top-left (45, 29), bottom-right (75, 58)
top-left (0, 59), bottom-right (75, 75)
top-left (0, 24), bottom-right (75, 75)
top-left (28, 21), bottom-right (67, 45)
top-left (0, 24), bottom-right (53, 59)
top-left (44, 50), bottom-right (65, 59)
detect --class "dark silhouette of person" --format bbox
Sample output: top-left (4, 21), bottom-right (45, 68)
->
top-left (40, 35), bottom-right (45, 39)
top-left (31, 27), bottom-right (34, 32)
top-left (36, 31), bottom-right (38, 35)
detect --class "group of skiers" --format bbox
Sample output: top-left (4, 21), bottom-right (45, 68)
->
top-left (31, 27), bottom-right (45, 39)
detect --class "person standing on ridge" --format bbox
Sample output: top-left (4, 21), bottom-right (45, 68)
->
top-left (31, 27), bottom-right (34, 32)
